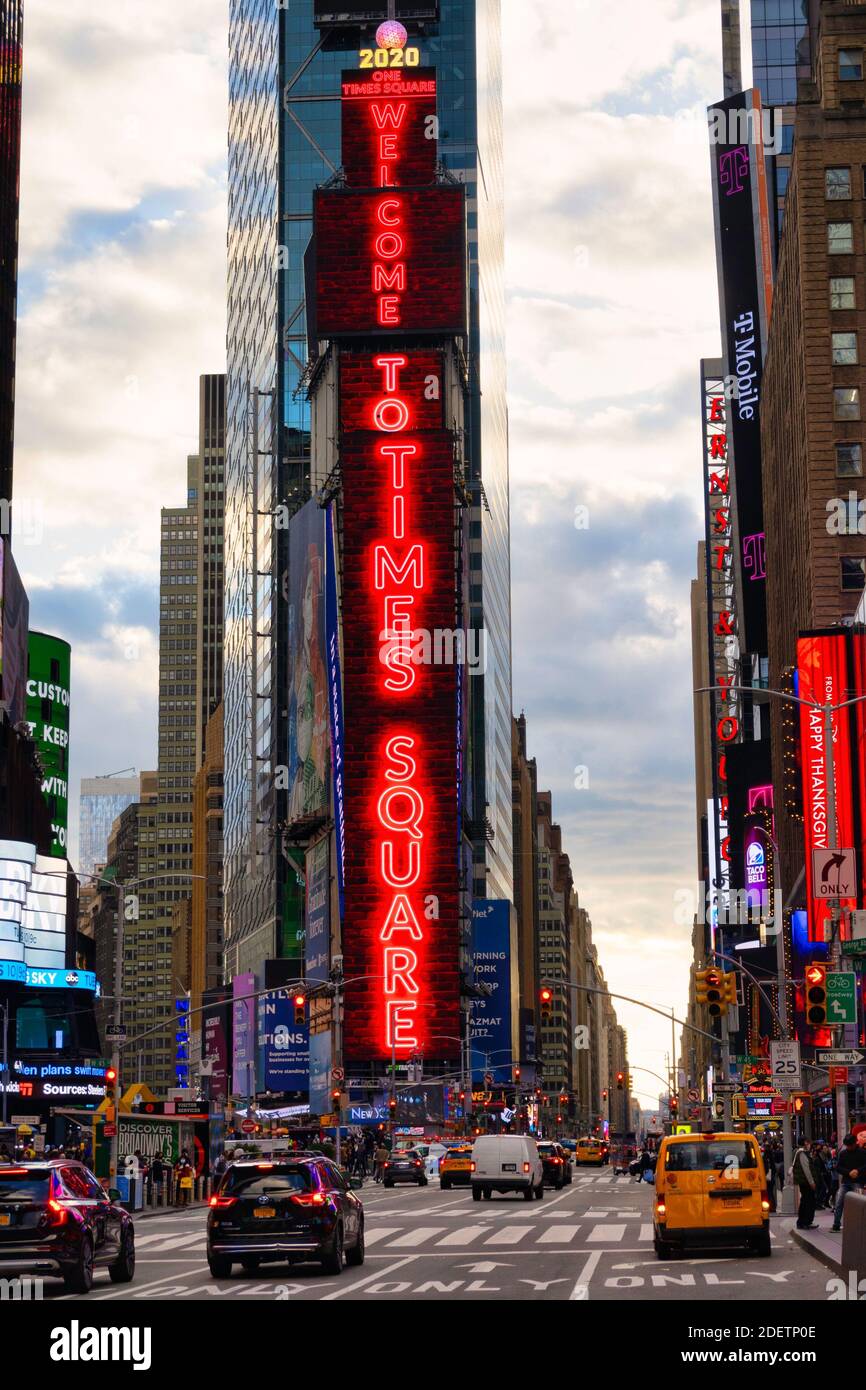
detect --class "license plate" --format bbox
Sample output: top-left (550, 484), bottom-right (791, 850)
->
top-left (721, 1198), bottom-right (743, 1207)
top-left (253, 1207), bottom-right (275, 1219)
top-left (502, 1163), bottom-right (517, 1172)
top-left (0, 1214), bottom-right (9, 1226)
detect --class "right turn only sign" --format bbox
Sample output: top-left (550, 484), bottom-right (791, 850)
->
top-left (812, 848), bottom-right (856, 899)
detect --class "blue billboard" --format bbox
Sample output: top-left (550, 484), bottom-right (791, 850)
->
top-left (308, 1029), bottom-right (332, 1117)
top-left (470, 899), bottom-right (513, 1084)
top-left (257, 990), bottom-right (309, 1092)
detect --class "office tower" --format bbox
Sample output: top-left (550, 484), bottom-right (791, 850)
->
top-left (225, 1), bottom-right (513, 993)
top-left (195, 374), bottom-right (226, 759)
top-left (721, 0), bottom-right (743, 97)
top-left (0, 0), bottom-right (22, 514)
top-left (191, 703), bottom-right (224, 1022)
top-left (748, 0), bottom-right (816, 241)
top-left (78, 774), bottom-right (140, 880)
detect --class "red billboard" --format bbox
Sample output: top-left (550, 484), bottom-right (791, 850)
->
top-left (341, 68), bottom-right (437, 188)
top-left (340, 355), bottom-right (460, 1062)
top-left (340, 350), bottom-right (443, 433)
top-left (313, 185), bottom-right (466, 339)
top-left (797, 634), bottom-right (857, 942)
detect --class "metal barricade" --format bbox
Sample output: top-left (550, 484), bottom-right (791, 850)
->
top-left (841, 1190), bottom-right (866, 1278)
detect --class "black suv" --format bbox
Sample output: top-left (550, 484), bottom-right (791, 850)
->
top-left (537, 1142), bottom-right (572, 1190)
top-left (207, 1157), bottom-right (364, 1278)
top-left (0, 1160), bottom-right (135, 1294)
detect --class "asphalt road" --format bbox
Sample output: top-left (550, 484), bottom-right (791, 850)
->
top-left (46, 1168), bottom-right (833, 1303)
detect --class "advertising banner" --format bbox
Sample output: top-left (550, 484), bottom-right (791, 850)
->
top-left (232, 972), bottom-right (256, 1097)
top-left (0, 539), bottom-right (29, 725)
top-left (708, 91), bottom-right (774, 654)
top-left (325, 504), bottom-right (345, 918)
top-left (287, 499), bottom-right (329, 825)
top-left (470, 900), bottom-right (513, 1083)
top-left (305, 837), bottom-right (330, 984)
top-left (25, 631), bottom-right (71, 857)
top-left (308, 1030), bottom-right (332, 1118)
top-left (341, 66), bottom-right (437, 188)
top-left (797, 634), bottom-right (856, 942)
top-left (201, 990), bottom-right (231, 1104)
top-left (257, 989), bottom-right (309, 1093)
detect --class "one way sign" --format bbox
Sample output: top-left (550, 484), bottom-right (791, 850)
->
top-left (812, 848), bottom-right (856, 899)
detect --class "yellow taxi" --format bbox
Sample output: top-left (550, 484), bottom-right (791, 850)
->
top-left (574, 1137), bottom-right (606, 1166)
top-left (438, 1146), bottom-right (474, 1190)
top-left (653, 1131), bottom-right (771, 1259)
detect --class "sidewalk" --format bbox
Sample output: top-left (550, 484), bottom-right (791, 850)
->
top-left (790, 1208), bottom-right (848, 1277)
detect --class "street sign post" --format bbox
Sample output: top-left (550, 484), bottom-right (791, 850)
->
top-left (105, 1025), bottom-right (127, 1042)
top-left (812, 848), bottom-right (857, 899)
top-left (827, 972), bottom-right (857, 1024)
top-left (829, 1067), bottom-right (850, 1088)
top-left (713, 1082), bottom-right (743, 1095)
top-left (770, 1040), bottom-right (801, 1091)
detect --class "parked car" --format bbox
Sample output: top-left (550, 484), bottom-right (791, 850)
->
top-left (470, 1135), bottom-right (544, 1201)
top-left (207, 1157), bottom-right (364, 1277)
top-left (0, 1160), bottom-right (135, 1293)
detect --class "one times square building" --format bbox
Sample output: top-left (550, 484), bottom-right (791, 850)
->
top-left (225, 0), bottom-right (513, 1061)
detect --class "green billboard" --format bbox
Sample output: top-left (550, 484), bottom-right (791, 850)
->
top-left (25, 630), bottom-right (71, 857)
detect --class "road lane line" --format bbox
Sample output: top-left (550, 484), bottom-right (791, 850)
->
top-left (570, 1250), bottom-right (602, 1299)
top-left (537, 1224), bottom-right (581, 1245)
top-left (484, 1225), bottom-right (534, 1245)
top-left (320, 1255), bottom-right (418, 1301)
top-left (435, 1224), bottom-right (490, 1246)
top-left (364, 1227), bottom-right (404, 1246)
top-left (138, 1234), bottom-right (207, 1252)
top-left (386, 1227), bottom-right (447, 1247)
top-left (587, 1224), bottom-right (626, 1243)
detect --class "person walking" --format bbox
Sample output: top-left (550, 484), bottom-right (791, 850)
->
top-left (150, 1155), bottom-right (166, 1207)
top-left (792, 1139), bottom-right (818, 1230)
top-left (374, 1141), bottom-right (389, 1184)
top-left (176, 1156), bottom-right (194, 1206)
top-left (831, 1135), bottom-right (863, 1232)
top-left (764, 1144), bottom-right (778, 1213)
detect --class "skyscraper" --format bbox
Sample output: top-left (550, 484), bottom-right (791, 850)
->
top-left (78, 775), bottom-right (140, 880)
top-left (225, 2), bottom-right (513, 991)
top-left (0, 0), bottom-right (22, 515)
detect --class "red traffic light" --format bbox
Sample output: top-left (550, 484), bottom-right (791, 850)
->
top-left (806, 964), bottom-right (825, 986)
top-left (539, 987), bottom-right (553, 1003)
top-left (105, 1068), bottom-right (117, 1083)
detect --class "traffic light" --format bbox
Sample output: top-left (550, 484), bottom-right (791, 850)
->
top-left (695, 967), bottom-right (725, 1016)
top-left (293, 993), bottom-right (306, 1026)
top-left (389, 1097), bottom-right (397, 1118)
top-left (602, 1088), bottom-right (608, 1102)
top-left (792, 1093), bottom-right (811, 1116)
top-left (104, 1067), bottom-right (117, 1106)
top-left (805, 963), bottom-right (827, 1026)
top-left (732, 1095), bottom-right (747, 1120)
top-left (722, 971), bottom-right (738, 1007)
top-left (331, 1088), bottom-right (342, 1108)
top-left (616, 1071), bottom-right (625, 1091)
top-left (670, 1096), bottom-right (678, 1114)
top-left (540, 986), bottom-right (553, 1021)
top-left (513, 1065), bottom-right (521, 1083)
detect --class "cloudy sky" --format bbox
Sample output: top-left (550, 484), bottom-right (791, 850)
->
top-left (14, 0), bottom-right (748, 1095)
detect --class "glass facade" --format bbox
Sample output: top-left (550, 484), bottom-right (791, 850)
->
top-left (225, 0), bottom-right (513, 981)
top-left (78, 777), bottom-right (140, 879)
top-left (0, 1), bottom-right (21, 515)
top-left (749, 0), bottom-right (813, 243)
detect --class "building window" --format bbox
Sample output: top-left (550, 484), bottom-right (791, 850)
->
top-left (840, 49), bottom-right (864, 81)
top-left (831, 276), bottom-right (856, 309)
top-left (841, 557), bottom-right (866, 591)
top-left (835, 388), bottom-right (861, 420)
top-left (833, 332), bottom-right (859, 365)
top-left (836, 443), bottom-right (863, 477)
top-left (828, 222), bottom-right (854, 254)
top-left (827, 168), bottom-right (852, 200)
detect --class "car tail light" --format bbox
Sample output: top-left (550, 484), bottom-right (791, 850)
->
top-left (552, 1157), bottom-right (562, 1164)
top-left (414, 1160), bottom-right (422, 1168)
top-left (46, 1199), bottom-right (68, 1227)
top-left (469, 1162), bottom-right (476, 1172)
top-left (523, 1162), bottom-right (530, 1174)
top-left (290, 1192), bottom-right (327, 1207)
top-left (256, 1164), bottom-right (274, 1171)
top-left (1, 1168), bottom-right (28, 1176)
top-left (655, 1200), bottom-right (666, 1217)
top-left (209, 1195), bottom-right (237, 1209)
top-left (761, 1191), bottom-right (771, 1212)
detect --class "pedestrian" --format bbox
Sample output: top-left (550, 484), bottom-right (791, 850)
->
top-left (812, 1143), bottom-right (832, 1209)
top-left (176, 1156), bottom-right (194, 1206)
top-left (831, 1134), bottom-right (863, 1231)
top-left (150, 1155), bottom-right (166, 1206)
top-left (792, 1139), bottom-right (818, 1230)
top-left (763, 1145), bottom-right (778, 1213)
top-left (374, 1141), bottom-right (389, 1183)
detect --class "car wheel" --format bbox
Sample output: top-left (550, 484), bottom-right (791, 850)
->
top-left (346, 1221), bottom-right (365, 1267)
top-left (522, 1184), bottom-right (534, 1201)
top-left (755, 1229), bottom-right (772, 1258)
top-left (108, 1228), bottom-right (136, 1285)
top-left (383, 1181), bottom-right (394, 1189)
top-left (321, 1224), bottom-right (344, 1275)
top-left (63, 1234), bottom-right (94, 1295)
top-left (240, 1256), bottom-right (261, 1273)
top-left (653, 1235), bottom-right (671, 1260)
top-left (207, 1254), bottom-right (233, 1279)
top-left (419, 1178), bottom-right (428, 1186)
top-left (555, 1178), bottom-right (564, 1190)
top-left (472, 1186), bottom-right (482, 1202)
top-left (535, 1181), bottom-right (545, 1200)
top-left (441, 1180), bottom-right (451, 1191)
top-left (483, 1187), bottom-right (493, 1200)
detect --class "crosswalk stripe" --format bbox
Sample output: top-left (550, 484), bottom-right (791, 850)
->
top-left (387, 1227), bottom-right (446, 1247)
top-left (136, 1234), bottom-right (206, 1252)
top-left (587, 1224), bottom-right (626, 1243)
top-left (363, 1228), bottom-right (404, 1247)
top-left (435, 1224), bottom-right (489, 1246)
top-left (484, 1225), bottom-right (534, 1245)
top-left (640, 1224), bottom-right (654, 1242)
top-left (537, 1224), bottom-right (581, 1245)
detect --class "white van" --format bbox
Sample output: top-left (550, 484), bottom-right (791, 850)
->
top-left (470, 1135), bottom-right (544, 1201)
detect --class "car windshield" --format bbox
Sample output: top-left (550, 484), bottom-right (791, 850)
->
top-left (225, 1167), bottom-right (312, 1196)
top-left (665, 1142), bottom-right (758, 1172)
top-left (0, 1169), bottom-right (51, 1201)
top-left (537, 1144), bottom-right (556, 1154)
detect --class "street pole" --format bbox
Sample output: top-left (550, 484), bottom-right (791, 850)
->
top-left (334, 977), bottom-right (342, 1169)
top-left (1, 1002), bottom-right (7, 1126)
